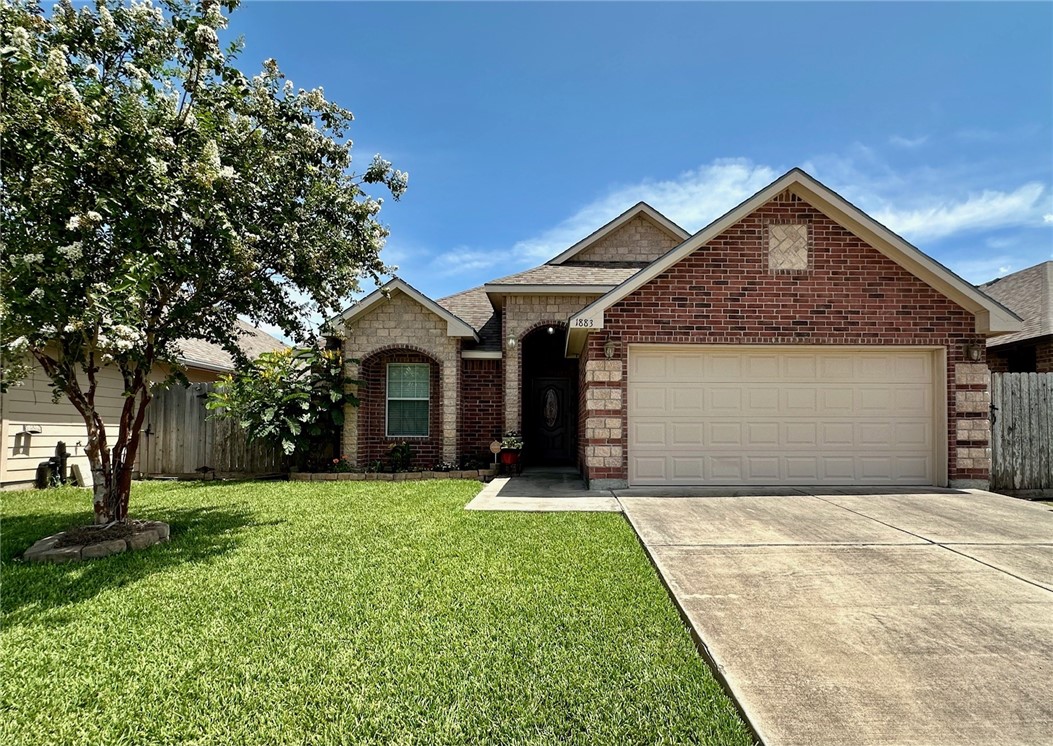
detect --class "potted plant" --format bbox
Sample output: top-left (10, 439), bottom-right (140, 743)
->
top-left (499, 431), bottom-right (523, 466)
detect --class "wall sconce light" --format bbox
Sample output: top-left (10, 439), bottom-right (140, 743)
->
top-left (964, 343), bottom-right (983, 362)
top-left (506, 335), bottom-right (517, 350)
top-left (603, 338), bottom-right (618, 359)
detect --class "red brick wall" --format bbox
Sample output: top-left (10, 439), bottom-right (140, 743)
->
top-left (581, 190), bottom-right (988, 486)
top-left (987, 336), bottom-right (1053, 373)
top-left (987, 350), bottom-right (1009, 373)
top-left (459, 358), bottom-right (504, 461)
top-left (358, 350), bottom-right (441, 470)
top-left (1039, 337), bottom-right (1053, 372)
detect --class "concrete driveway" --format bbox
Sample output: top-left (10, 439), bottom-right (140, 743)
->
top-left (617, 488), bottom-right (1053, 746)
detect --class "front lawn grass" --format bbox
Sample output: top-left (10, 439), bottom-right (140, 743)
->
top-left (1, 480), bottom-right (753, 745)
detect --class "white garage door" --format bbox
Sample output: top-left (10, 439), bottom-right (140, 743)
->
top-left (628, 346), bottom-right (940, 486)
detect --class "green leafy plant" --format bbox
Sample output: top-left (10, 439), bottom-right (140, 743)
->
top-left (207, 348), bottom-right (353, 470)
top-left (0, 0), bottom-right (405, 523)
top-left (329, 456), bottom-right (356, 473)
top-left (388, 441), bottom-right (413, 472)
top-left (500, 431), bottom-right (523, 450)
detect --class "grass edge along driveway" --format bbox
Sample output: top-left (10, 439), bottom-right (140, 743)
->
top-left (1, 480), bottom-right (753, 745)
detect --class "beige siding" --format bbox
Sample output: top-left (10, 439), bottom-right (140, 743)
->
top-left (1, 358), bottom-right (154, 489)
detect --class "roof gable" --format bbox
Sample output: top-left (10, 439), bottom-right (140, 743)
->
top-left (566, 169), bottom-right (1022, 354)
top-left (329, 278), bottom-right (479, 341)
top-left (547, 202), bottom-right (689, 265)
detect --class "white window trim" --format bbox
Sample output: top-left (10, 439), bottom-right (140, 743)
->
top-left (386, 363), bottom-right (430, 438)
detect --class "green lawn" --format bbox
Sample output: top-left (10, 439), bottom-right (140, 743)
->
top-left (1, 480), bottom-right (753, 745)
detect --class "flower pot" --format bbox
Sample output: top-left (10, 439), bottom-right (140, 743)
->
top-left (499, 450), bottom-right (520, 465)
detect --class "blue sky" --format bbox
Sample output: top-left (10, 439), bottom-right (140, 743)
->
top-left (229, 1), bottom-right (1052, 308)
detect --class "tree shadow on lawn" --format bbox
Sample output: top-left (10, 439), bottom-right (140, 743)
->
top-left (1, 504), bottom-right (268, 627)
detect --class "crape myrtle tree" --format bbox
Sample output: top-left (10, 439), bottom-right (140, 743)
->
top-left (0, 0), bottom-right (406, 524)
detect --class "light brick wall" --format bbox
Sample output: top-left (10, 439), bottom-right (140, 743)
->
top-left (580, 190), bottom-right (990, 488)
top-left (575, 215), bottom-right (681, 263)
top-left (340, 291), bottom-right (460, 464)
top-left (502, 294), bottom-right (598, 431)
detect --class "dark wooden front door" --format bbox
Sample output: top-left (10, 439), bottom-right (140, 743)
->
top-left (526, 377), bottom-right (576, 465)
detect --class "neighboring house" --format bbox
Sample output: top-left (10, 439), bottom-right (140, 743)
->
top-left (0, 320), bottom-right (286, 489)
top-left (330, 168), bottom-right (1020, 489)
top-left (979, 261), bottom-right (1053, 373)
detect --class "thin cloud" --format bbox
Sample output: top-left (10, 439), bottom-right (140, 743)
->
top-left (889, 134), bottom-right (928, 148)
top-left (871, 183), bottom-right (1047, 241)
top-left (426, 155), bottom-right (1051, 281)
top-left (516, 160), bottom-right (780, 262)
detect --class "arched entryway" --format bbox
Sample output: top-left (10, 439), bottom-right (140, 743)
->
top-left (520, 324), bottom-right (578, 466)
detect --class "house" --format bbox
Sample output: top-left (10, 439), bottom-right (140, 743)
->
top-left (330, 169), bottom-right (1021, 489)
top-left (979, 261), bottom-right (1053, 373)
top-left (0, 320), bottom-right (286, 489)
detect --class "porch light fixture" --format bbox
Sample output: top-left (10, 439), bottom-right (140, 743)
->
top-left (964, 343), bottom-right (983, 362)
top-left (546, 326), bottom-right (555, 335)
top-left (506, 335), bottom-right (517, 350)
top-left (603, 338), bottom-right (618, 359)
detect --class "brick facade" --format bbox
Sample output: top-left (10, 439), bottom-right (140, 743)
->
top-left (579, 190), bottom-right (990, 488)
top-left (358, 350), bottom-right (442, 470)
top-left (502, 294), bottom-right (599, 431)
top-left (987, 336), bottom-right (1053, 373)
top-left (341, 291), bottom-right (459, 464)
top-left (459, 358), bottom-right (504, 461)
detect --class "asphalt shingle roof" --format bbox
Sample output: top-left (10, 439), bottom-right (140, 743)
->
top-left (436, 287), bottom-right (502, 351)
top-left (486, 263), bottom-right (642, 286)
top-left (175, 320), bottom-right (288, 371)
top-left (980, 261), bottom-right (1053, 347)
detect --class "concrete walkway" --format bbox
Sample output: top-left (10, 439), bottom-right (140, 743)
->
top-left (619, 489), bottom-right (1053, 746)
top-left (465, 467), bottom-right (620, 512)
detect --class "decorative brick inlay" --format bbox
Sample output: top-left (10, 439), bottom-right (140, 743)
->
top-left (956, 417), bottom-right (991, 444)
top-left (956, 446), bottom-right (992, 471)
top-left (584, 359), bottom-right (623, 382)
top-left (575, 214), bottom-right (681, 263)
top-left (579, 189), bottom-right (989, 486)
top-left (341, 291), bottom-right (460, 463)
top-left (955, 390), bottom-right (991, 413)
top-left (503, 295), bottom-right (598, 430)
top-left (585, 444), bottom-right (623, 468)
top-left (955, 363), bottom-right (990, 386)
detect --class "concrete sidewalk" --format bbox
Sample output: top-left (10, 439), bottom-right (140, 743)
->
top-left (465, 467), bottom-right (620, 512)
top-left (620, 490), bottom-right (1053, 746)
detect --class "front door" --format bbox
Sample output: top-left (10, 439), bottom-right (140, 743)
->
top-left (526, 377), bottom-right (576, 465)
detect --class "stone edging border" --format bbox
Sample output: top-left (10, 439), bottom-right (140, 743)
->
top-left (290, 469), bottom-right (497, 482)
top-left (22, 521), bottom-right (171, 564)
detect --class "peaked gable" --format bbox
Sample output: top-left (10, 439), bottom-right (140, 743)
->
top-left (329, 278), bottom-right (479, 341)
top-left (567, 169), bottom-right (1021, 354)
top-left (548, 202), bottom-right (689, 265)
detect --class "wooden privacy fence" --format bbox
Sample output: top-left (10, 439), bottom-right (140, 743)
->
top-left (140, 382), bottom-right (284, 478)
top-left (990, 372), bottom-right (1053, 492)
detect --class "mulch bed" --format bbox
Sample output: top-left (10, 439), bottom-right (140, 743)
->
top-left (56, 521), bottom-right (150, 549)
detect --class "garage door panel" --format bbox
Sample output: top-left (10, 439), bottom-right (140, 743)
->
top-left (670, 422), bottom-right (704, 447)
top-left (746, 388), bottom-right (779, 413)
top-left (708, 388), bottom-right (743, 412)
top-left (628, 347), bottom-right (938, 486)
top-left (631, 421), bottom-right (667, 446)
top-left (631, 386), bottom-right (668, 413)
top-left (707, 355), bottom-right (742, 380)
top-left (709, 422), bottom-right (743, 446)
top-left (671, 387), bottom-right (705, 413)
top-left (783, 388), bottom-right (818, 413)
top-left (746, 422), bottom-right (779, 446)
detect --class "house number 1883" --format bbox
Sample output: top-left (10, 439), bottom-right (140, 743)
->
top-left (572, 318), bottom-right (595, 328)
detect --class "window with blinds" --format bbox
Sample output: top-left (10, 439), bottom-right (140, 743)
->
top-left (387, 363), bottom-right (430, 437)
